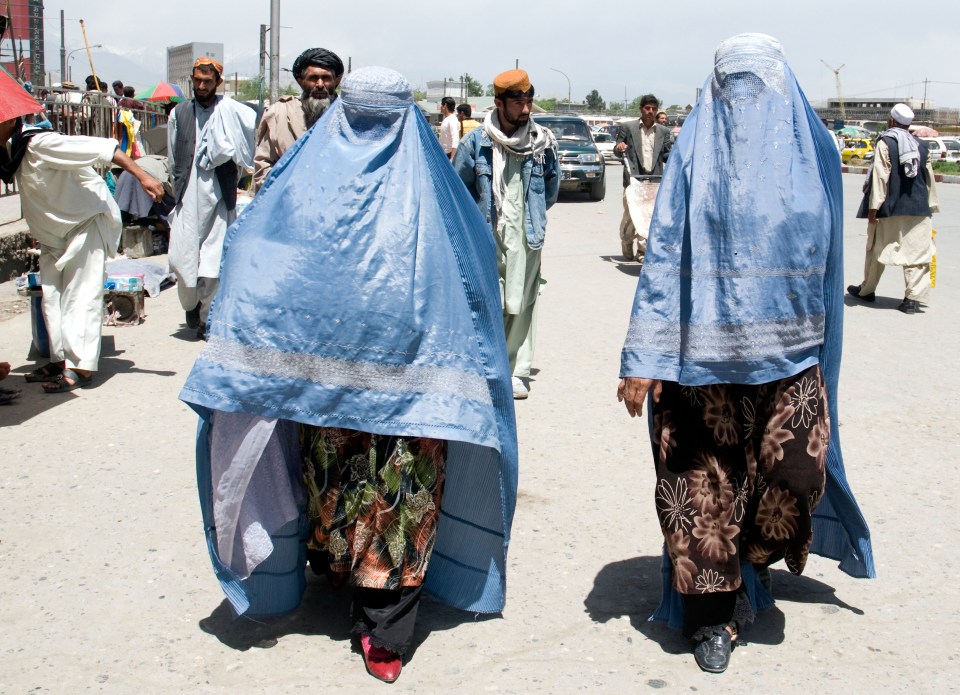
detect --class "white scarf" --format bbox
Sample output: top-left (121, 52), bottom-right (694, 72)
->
top-left (881, 127), bottom-right (920, 178)
top-left (483, 109), bottom-right (556, 229)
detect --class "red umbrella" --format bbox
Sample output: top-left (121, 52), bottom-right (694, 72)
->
top-left (134, 81), bottom-right (186, 103)
top-left (0, 67), bottom-right (43, 122)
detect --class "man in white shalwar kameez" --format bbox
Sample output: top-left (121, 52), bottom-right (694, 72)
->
top-left (167, 57), bottom-right (255, 339)
top-left (848, 103), bottom-right (939, 315)
top-left (0, 112), bottom-right (164, 392)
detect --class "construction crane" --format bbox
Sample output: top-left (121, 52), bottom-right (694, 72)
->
top-left (821, 59), bottom-right (846, 121)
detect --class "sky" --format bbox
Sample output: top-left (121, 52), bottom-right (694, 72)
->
top-left (31, 0), bottom-right (960, 111)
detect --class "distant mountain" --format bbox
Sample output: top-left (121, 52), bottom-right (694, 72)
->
top-left (48, 47), bottom-right (300, 90)
top-left (50, 48), bottom-right (164, 89)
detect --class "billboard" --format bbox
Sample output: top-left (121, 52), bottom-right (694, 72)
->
top-left (1, 0), bottom-right (44, 87)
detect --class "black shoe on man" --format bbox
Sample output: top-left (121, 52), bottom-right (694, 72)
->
top-left (846, 284), bottom-right (875, 302)
top-left (897, 298), bottom-right (922, 314)
top-left (185, 302), bottom-right (202, 329)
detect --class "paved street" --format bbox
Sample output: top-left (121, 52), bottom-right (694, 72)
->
top-left (1, 167), bottom-right (958, 692)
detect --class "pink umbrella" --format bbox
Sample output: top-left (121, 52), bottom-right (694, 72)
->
top-left (0, 67), bottom-right (43, 122)
top-left (909, 125), bottom-right (939, 137)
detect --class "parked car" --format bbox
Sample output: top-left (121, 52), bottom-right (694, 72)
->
top-left (841, 138), bottom-right (874, 164)
top-left (919, 137), bottom-right (960, 162)
top-left (592, 131), bottom-right (618, 162)
top-left (533, 114), bottom-right (606, 200)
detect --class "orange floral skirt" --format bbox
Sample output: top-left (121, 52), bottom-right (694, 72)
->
top-left (300, 426), bottom-right (447, 591)
top-left (652, 365), bottom-right (828, 595)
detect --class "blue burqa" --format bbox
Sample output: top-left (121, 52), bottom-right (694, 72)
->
top-left (180, 67), bottom-right (518, 615)
top-left (619, 35), bottom-right (875, 627)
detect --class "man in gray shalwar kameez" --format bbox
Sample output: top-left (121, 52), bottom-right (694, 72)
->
top-left (167, 57), bottom-right (255, 339)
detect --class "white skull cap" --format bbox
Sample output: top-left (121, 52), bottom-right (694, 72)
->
top-left (890, 103), bottom-right (914, 126)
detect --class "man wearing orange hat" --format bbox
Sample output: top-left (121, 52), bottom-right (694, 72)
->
top-left (167, 57), bottom-right (256, 339)
top-left (0, 71), bottom-right (165, 392)
top-left (453, 69), bottom-right (559, 399)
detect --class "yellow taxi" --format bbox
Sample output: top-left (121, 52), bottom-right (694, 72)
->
top-left (841, 138), bottom-right (874, 163)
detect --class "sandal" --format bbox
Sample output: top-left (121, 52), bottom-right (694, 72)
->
top-left (24, 362), bottom-right (64, 383)
top-left (41, 369), bottom-right (92, 393)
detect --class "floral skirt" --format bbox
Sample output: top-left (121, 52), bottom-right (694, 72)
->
top-left (300, 426), bottom-right (447, 591)
top-left (652, 364), bottom-right (828, 595)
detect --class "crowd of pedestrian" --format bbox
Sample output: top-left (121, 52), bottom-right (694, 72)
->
top-left (9, 29), bottom-right (935, 683)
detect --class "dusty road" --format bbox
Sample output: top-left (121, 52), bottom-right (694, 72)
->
top-left (0, 168), bottom-right (957, 692)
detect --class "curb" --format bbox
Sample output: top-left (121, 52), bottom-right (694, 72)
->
top-left (842, 164), bottom-right (960, 184)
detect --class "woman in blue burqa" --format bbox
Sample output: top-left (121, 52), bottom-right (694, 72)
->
top-left (180, 67), bottom-right (518, 683)
top-left (617, 34), bottom-right (874, 674)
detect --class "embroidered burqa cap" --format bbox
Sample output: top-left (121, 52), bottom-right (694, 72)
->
top-left (181, 67), bottom-right (518, 616)
top-left (622, 34), bottom-right (873, 628)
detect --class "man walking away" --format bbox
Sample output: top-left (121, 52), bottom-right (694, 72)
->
top-left (848, 103), bottom-right (939, 314)
top-left (457, 103), bottom-right (480, 139)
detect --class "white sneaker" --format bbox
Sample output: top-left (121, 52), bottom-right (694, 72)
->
top-left (512, 376), bottom-right (529, 400)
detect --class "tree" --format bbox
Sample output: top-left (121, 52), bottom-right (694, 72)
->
top-left (608, 102), bottom-right (624, 116)
top-left (485, 83), bottom-right (496, 97)
top-left (236, 79), bottom-right (263, 101)
top-left (459, 73), bottom-right (484, 98)
top-left (413, 89), bottom-right (427, 102)
top-left (534, 97), bottom-right (557, 112)
top-left (585, 89), bottom-right (605, 113)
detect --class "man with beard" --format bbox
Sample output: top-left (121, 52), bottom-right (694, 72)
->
top-left (253, 48), bottom-right (344, 192)
top-left (453, 69), bottom-right (559, 399)
top-left (167, 57), bottom-right (255, 339)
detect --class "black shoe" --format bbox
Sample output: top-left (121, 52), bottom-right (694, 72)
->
top-left (196, 325), bottom-right (207, 341)
top-left (185, 302), bottom-right (202, 329)
top-left (847, 284), bottom-right (875, 302)
top-left (897, 299), bottom-right (922, 314)
top-left (694, 631), bottom-right (732, 674)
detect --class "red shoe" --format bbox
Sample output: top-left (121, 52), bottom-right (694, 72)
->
top-left (360, 634), bottom-right (402, 683)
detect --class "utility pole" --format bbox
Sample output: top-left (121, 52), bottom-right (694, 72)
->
top-left (59, 10), bottom-right (66, 83)
top-left (258, 23), bottom-right (266, 110)
top-left (922, 78), bottom-right (929, 111)
top-left (269, 0), bottom-right (280, 102)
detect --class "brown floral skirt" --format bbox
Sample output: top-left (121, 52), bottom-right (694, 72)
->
top-left (300, 426), bottom-right (447, 591)
top-left (652, 364), bottom-right (828, 595)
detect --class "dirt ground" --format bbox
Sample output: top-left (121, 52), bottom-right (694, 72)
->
top-left (0, 172), bottom-right (958, 692)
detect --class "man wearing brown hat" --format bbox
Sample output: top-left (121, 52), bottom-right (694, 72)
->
top-left (167, 57), bottom-right (256, 339)
top-left (453, 69), bottom-right (559, 399)
top-left (253, 47), bottom-right (344, 192)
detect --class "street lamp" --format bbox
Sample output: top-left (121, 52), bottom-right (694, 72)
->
top-left (66, 45), bottom-right (102, 82)
top-left (550, 67), bottom-right (571, 112)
